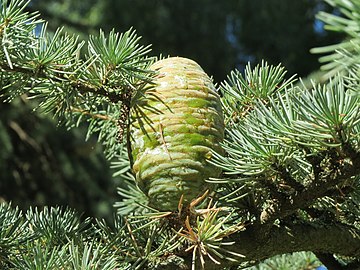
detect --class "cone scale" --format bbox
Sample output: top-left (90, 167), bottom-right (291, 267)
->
top-left (129, 57), bottom-right (224, 211)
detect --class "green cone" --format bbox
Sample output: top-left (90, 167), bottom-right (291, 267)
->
top-left (129, 57), bottom-right (224, 211)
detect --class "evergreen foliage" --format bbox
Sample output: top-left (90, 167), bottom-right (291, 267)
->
top-left (27, 0), bottom-right (343, 81)
top-left (1, 0), bottom-right (360, 269)
top-left (311, 0), bottom-right (360, 79)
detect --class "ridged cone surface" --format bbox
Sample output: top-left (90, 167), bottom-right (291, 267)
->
top-left (129, 57), bottom-right (224, 211)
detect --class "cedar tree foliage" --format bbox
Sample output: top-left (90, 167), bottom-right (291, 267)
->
top-left (0, 0), bottom-right (360, 269)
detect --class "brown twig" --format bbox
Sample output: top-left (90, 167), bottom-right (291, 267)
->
top-left (0, 62), bottom-right (124, 103)
top-left (69, 107), bottom-right (115, 122)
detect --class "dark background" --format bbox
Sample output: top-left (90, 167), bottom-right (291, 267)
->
top-left (0, 0), bottom-right (343, 221)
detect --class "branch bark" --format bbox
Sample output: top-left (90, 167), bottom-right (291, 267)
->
top-left (152, 221), bottom-right (360, 270)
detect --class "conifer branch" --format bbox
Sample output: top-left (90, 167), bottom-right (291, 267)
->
top-left (260, 147), bottom-right (360, 225)
top-left (0, 60), bottom-right (125, 102)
